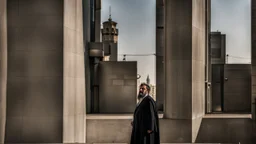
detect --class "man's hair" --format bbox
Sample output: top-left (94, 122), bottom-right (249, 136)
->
top-left (140, 83), bottom-right (151, 92)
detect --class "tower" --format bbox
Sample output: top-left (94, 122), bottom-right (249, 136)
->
top-left (101, 7), bottom-right (119, 61)
top-left (101, 16), bottom-right (118, 43)
top-left (146, 75), bottom-right (150, 84)
top-left (146, 75), bottom-right (156, 100)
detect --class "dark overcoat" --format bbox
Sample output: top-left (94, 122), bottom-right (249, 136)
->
top-left (130, 96), bottom-right (160, 144)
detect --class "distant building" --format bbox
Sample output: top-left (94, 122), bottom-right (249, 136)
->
top-left (150, 85), bottom-right (156, 100)
top-left (146, 75), bottom-right (156, 100)
top-left (101, 17), bottom-right (118, 43)
top-left (101, 13), bottom-right (118, 61)
top-left (137, 78), bottom-right (141, 93)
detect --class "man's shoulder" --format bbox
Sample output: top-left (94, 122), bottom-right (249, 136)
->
top-left (144, 96), bottom-right (156, 103)
top-left (147, 95), bottom-right (155, 100)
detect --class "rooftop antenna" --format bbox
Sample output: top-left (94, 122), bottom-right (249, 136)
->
top-left (123, 55), bottom-right (126, 61)
top-left (109, 6), bottom-right (112, 21)
top-left (226, 54), bottom-right (229, 63)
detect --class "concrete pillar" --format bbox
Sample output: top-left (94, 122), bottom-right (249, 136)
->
top-left (156, 0), bottom-right (165, 111)
top-left (83, 0), bottom-right (92, 114)
top-left (0, 0), bottom-right (7, 142)
top-left (5, 0), bottom-right (86, 143)
top-left (205, 0), bottom-right (212, 113)
top-left (94, 0), bottom-right (101, 42)
top-left (252, 0), bottom-right (256, 115)
top-left (63, 0), bottom-right (86, 143)
top-left (5, 0), bottom-right (64, 143)
top-left (164, 0), bottom-right (205, 142)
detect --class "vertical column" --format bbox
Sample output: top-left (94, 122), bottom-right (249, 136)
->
top-left (63, 0), bottom-right (86, 143)
top-left (205, 0), bottom-right (212, 113)
top-left (94, 0), bottom-right (101, 42)
top-left (164, 0), bottom-right (205, 142)
top-left (5, 0), bottom-right (63, 142)
top-left (156, 0), bottom-right (165, 111)
top-left (191, 0), bottom-right (206, 142)
top-left (0, 0), bottom-right (7, 143)
top-left (165, 0), bottom-right (193, 119)
top-left (252, 0), bottom-right (256, 115)
top-left (83, 0), bottom-right (92, 113)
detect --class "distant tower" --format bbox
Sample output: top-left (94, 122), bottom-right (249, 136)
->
top-left (146, 75), bottom-right (156, 100)
top-left (146, 75), bottom-right (150, 84)
top-left (101, 7), bottom-right (118, 43)
top-left (101, 6), bottom-right (119, 61)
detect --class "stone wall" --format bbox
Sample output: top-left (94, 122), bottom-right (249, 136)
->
top-left (192, 0), bottom-right (206, 142)
top-left (251, 0), bottom-right (256, 113)
top-left (63, 0), bottom-right (86, 143)
top-left (86, 116), bottom-right (191, 143)
top-left (5, 0), bottom-right (64, 142)
top-left (0, 0), bottom-right (7, 142)
top-left (164, 0), bottom-right (206, 142)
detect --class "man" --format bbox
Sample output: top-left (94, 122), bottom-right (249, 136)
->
top-left (130, 83), bottom-right (160, 144)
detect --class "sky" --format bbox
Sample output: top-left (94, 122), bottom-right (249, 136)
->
top-left (211, 0), bottom-right (251, 64)
top-left (100, 0), bottom-right (251, 85)
top-left (101, 0), bottom-right (156, 85)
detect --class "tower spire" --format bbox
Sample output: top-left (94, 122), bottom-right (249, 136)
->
top-left (109, 6), bottom-right (112, 21)
top-left (146, 75), bottom-right (150, 84)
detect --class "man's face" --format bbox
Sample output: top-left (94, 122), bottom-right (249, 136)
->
top-left (138, 85), bottom-right (148, 98)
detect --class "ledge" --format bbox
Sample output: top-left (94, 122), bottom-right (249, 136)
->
top-left (86, 113), bottom-right (251, 119)
top-left (86, 113), bottom-right (164, 119)
top-left (203, 114), bottom-right (252, 119)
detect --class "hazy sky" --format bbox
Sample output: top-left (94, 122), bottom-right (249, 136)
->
top-left (211, 0), bottom-right (251, 64)
top-left (100, 0), bottom-right (251, 84)
top-left (101, 0), bottom-right (156, 85)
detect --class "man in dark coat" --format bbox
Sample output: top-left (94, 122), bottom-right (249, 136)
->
top-left (130, 83), bottom-right (160, 144)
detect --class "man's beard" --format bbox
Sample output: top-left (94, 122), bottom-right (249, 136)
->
top-left (137, 92), bottom-right (145, 100)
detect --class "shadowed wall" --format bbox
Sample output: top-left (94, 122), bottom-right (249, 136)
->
top-left (156, 0), bottom-right (165, 111)
top-left (252, 0), bottom-right (256, 114)
top-left (5, 0), bottom-right (63, 142)
top-left (224, 64), bottom-right (251, 112)
top-left (86, 118), bottom-right (191, 143)
top-left (164, 0), bottom-right (206, 142)
top-left (196, 118), bottom-right (256, 144)
top-left (0, 0), bottom-right (7, 142)
top-left (98, 61), bottom-right (137, 113)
